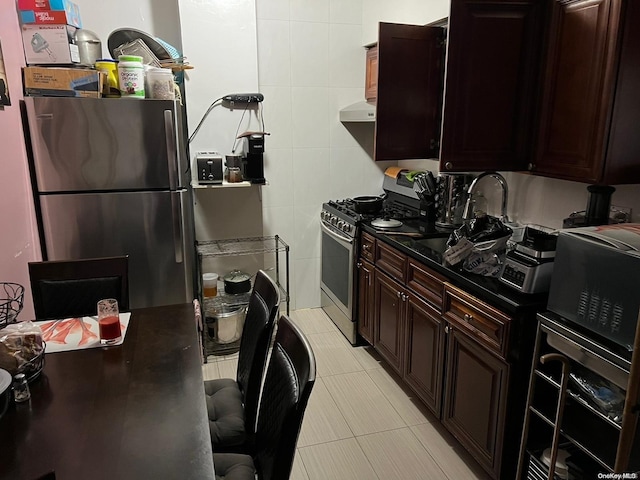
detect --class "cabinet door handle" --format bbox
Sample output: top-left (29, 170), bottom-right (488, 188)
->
top-left (396, 291), bottom-right (402, 299)
top-left (356, 262), bottom-right (362, 268)
top-left (401, 293), bottom-right (408, 301)
top-left (445, 325), bottom-right (450, 334)
top-left (464, 313), bottom-right (473, 322)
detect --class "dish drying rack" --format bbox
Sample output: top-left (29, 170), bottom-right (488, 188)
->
top-left (113, 38), bottom-right (193, 72)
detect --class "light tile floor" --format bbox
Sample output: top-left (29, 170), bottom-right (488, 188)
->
top-left (203, 308), bottom-right (492, 480)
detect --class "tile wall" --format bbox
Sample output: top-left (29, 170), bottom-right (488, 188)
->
top-left (256, 0), bottom-right (396, 309)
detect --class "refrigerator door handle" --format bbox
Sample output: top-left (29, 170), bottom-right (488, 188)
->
top-left (171, 191), bottom-right (184, 263)
top-left (164, 109), bottom-right (178, 190)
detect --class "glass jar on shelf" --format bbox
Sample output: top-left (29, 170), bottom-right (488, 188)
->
top-left (225, 155), bottom-right (243, 183)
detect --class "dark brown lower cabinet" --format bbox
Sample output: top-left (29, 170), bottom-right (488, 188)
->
top-left (360, 235), bottom-right (532, 479)
top-left (443, 324), bottom-right (509, 479)
top-left (357, 259), bottom-right (374, 345)
top-left (403, 292), bottom-right (444, 416)
top-left (373, 270), bottom-right (405, 375)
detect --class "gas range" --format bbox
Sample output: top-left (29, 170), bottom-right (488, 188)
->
top-left (320, 175), bottom-right (444, 345)
top-left (321, 193), bottom-right (423, 239)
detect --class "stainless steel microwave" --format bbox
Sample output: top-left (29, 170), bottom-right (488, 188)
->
top-left (547, 224), bottom-right (640, 353)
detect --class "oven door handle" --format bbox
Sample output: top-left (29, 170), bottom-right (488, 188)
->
top-left (321, 222), bottom-right (354, 246)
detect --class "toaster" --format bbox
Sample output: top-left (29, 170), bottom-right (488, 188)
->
top-left (196, 152), bottom-right (223, 184)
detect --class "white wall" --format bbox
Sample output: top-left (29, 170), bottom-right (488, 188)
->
top-left (362, 0), bottom-right (450, 45)
top-left (255, 0), bottom-right (402, 309)
top-left (78, 0), bottom-right (183, 59)
top-left (178, 0), bottom-right (265, 249)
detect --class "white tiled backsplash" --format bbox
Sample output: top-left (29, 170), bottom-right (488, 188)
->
top-left (257, 0), bottom-right (393, 309)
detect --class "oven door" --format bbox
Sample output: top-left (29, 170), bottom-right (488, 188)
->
top-left (320, 221), bottom-right (355, 322)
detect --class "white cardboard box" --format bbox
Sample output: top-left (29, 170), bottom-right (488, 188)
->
top-left (21, 24), bottom-right (79, 65)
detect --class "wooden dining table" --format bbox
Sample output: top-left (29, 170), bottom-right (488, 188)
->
top-left (0, 303), bottom-right (215, 480)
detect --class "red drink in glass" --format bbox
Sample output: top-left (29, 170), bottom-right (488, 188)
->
top-left (99, 316), bottom-right (121, 341)
top-left (97, 298), bottom-right (121, 345)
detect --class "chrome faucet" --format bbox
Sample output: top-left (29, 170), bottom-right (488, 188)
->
top-left (463, 172), bottom-right (509, 222)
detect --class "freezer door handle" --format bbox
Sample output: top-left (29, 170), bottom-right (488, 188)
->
top-left (164, 109), bottom-right (178, 190)
top-left (171, 191), bottom-right (184, 263)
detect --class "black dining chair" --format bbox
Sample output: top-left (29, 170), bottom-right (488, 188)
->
top-left (205, 269), bottom-right (280, 452)
top-left (28, 256), bottom-right (129, 320)
top-left (213, 315), bottom-right (316, 480)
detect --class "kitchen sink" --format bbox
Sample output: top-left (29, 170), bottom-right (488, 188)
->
top-left (414, 235), bottom-right (450, 254)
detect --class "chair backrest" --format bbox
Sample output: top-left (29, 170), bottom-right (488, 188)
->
top-left (253, 315), bottom-right (316, 480)
top-left (29, 256), bottom-right (129, 320)
top-left (236, 270), bottom-right (280, 436)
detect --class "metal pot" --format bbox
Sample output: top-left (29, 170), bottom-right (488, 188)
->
top-left (353, 194), bottom-right (386, 214)
top-left (206, 305), bottom-right (246, 344)
top-left (223, 270), bottom-right (252, 295)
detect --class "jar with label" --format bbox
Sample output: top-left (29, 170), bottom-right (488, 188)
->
top-left (95, 59), bottom-right (120, 97)
top-left (145, 67), bottom-right (175, 100)
top-left (117, 55), bottom-right (145, 99)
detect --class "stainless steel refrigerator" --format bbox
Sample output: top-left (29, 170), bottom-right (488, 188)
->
top-left (24, 96), bottom-right (195, 309)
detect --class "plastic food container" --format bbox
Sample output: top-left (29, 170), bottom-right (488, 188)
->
top-left (202, 273), bottom-right (218, 297)
top-left (117, 55), bottom-right (145, 99)
top-left (211, 305), bottom-right (246, 344)
top-left (145, 67), bottom-right (175, 100)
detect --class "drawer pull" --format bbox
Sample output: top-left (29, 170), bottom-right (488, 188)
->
top-left (464, 313), bottom-right (473, 322)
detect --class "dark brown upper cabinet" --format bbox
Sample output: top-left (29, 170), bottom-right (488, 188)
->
top-left (441, 0), bottom-right (640, 185)
top-left (440, 0), bottom-right (546, 173)
top-left (531, 0), bottom-right (640, 184)
top-left (374, 22), bottom-right (446, 161)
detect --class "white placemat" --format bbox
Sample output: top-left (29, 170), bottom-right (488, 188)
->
top-left (36, 313), bottom-right (132, 353)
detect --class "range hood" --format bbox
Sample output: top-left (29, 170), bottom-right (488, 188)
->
top-left (339, 101), bottom-right (376, 122)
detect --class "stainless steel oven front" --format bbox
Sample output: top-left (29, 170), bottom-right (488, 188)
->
top-left (320, 218), bottom-right (357, 345)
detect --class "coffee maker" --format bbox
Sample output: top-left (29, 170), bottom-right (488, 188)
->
top-left (242, 133), bottom-right (265, 184)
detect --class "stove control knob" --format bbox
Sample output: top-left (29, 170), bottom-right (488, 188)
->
top-left (330, 216), bottom-right (337, 226)
top-left (337, 220), bottom-right (345, 230)
top-left (344, 224), bottom-right (352, 234)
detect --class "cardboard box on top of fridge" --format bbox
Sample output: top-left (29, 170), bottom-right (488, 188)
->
top-left (21, 24), bottom-right (80, 65)
top-left (18, 0), bottom-right (82, 28)
top-left (23, 66), bottom-right (104, 98)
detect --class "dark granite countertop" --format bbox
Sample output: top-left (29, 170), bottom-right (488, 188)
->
top-left (362, 222), bottom-right (548, 316)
